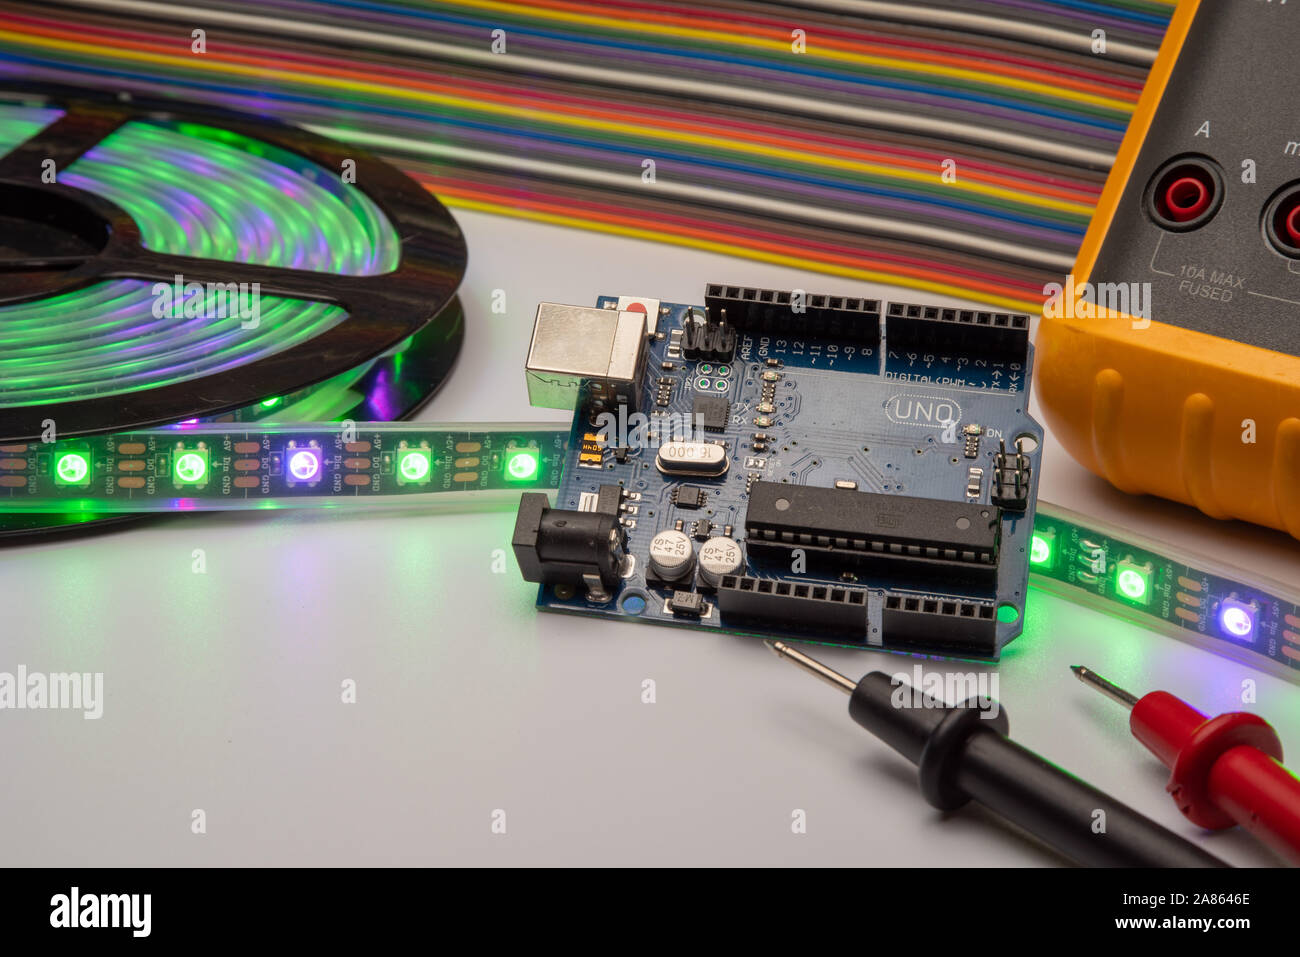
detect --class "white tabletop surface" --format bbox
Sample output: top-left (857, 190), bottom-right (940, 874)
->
top-left (3, 209), bottom-right (1298, 866)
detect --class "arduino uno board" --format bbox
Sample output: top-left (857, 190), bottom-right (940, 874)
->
top-left (513, 285), bottom-right (1042, 659)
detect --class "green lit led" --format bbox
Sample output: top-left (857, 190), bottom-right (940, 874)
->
top-left (1116, 562), bottom-right (1151, 604)
top-left (396, 448), bottom-right (432, 485)
top-left (504, 449), bottom-right (540, 482)
top-left (173, 449), bottom-right (209, 485)
top-left (1029, 531), bottom-right (1054, 567)
top-left (53, 451), bottom-right (91, 486)
top-left (260, 397), bottom-right (281, 409)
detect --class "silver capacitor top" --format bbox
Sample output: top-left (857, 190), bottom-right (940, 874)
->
top-left (647, 528), bottom-right (695, 580)
top-left (697, 536), bottom-right (743, 586)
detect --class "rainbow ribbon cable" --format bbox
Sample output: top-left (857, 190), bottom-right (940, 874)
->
top-left (0, 0), bottom-right (1174, 312)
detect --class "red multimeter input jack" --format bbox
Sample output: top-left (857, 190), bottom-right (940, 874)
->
top-left (1263, 183), bottom-right (1300, 258)
top-left (1147, 156), bottom-right (1222, 231)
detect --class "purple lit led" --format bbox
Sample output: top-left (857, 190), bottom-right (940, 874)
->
top-left (287, 447), bottom-right (322, 483)
top-left (1217, 599), bottom-right (1257, 641)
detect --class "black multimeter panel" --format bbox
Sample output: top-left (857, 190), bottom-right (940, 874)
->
top-left (1090, 2), bottom-right (1300, 358)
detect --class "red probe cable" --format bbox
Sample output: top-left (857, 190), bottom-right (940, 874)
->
top-left (1073, 666), bottom-right (1300, 865)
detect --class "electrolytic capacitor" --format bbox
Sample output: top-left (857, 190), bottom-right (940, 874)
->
top-left (697, 537), bottom-right (743, 586)
top-left (648, 528), bottom-right (695, 581)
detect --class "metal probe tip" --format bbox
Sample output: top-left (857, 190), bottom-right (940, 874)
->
top-left (765, 641), bottom-right (857, 695)
top-left (1070, 665), bottom-right (1140, 710)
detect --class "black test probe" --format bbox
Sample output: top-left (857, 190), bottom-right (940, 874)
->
top-left (766, 641), bottom-right (1227, 867)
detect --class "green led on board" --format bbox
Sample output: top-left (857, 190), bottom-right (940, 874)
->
top-left (396, 448), bottom-right (432, 485)
top-left (53, 451), bottom-right (91, 486)
top-left (1116, 564), bottom-right (1151, 604)
top-left (504, 449), bottom-right (540, 482)
top-left (1029, 532), bottom-right (1053, 566)
top-left (173, 450), bottom-right (209, 485)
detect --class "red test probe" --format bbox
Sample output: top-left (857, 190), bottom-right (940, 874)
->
top-left (1073, 666), bottom-right (1300, 865)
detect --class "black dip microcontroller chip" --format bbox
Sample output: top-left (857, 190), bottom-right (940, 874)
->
top-left (693, 394), bottom-right (729, 431)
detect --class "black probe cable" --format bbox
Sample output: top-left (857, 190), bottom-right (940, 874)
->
top-left (766, 642), bottom-right (1228, 867)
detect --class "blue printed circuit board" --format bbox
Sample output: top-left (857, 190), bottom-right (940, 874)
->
top-left (516, 287), bottom-right (1043, 660)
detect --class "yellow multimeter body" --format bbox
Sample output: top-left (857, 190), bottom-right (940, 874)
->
top-left (1037, 0), bottom-right (1300, 540)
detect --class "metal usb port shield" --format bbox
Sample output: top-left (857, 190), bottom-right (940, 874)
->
top-left (524, 303), bottom-right (648, 414)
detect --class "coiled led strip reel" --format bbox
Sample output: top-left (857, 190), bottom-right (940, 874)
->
top-left (0, 86), bottom-right (468, 539)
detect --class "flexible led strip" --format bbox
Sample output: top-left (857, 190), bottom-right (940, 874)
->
top-left (0, 93), bottom-right (469, 544)
top-left (0, 107), bottom-right (399, 409)
top-left (1, 421), bottom-right (1294, 681)
top-left (1028, 503), bottom-right (1300, 683)
top-left (0, 422), bottom-right (565, 510)
top-left (0, 103), bottom-right (59, 151)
